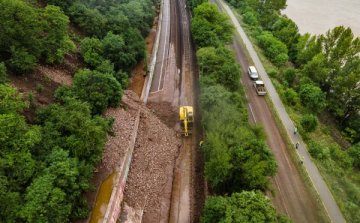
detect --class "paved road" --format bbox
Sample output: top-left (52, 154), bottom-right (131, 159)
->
top-left (231, 35), bottom-right (322, 222)
top-left (150, 0), bottom-right (171, 92)
top-left (218, 1), bottom-right (346, 222)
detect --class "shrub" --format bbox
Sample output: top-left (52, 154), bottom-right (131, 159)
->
top-left (301, 114), bottom-right (319, 132)
top-left (347, 143), bottom-right (360, 168)
top-left (55, 69), bottom-right (123, 115)
top-left (0, 62), bottom-right (7, 84)
top-left (95, 60), bottom-right (115, 75)
top-left (201, 191), bottom-right (291, 223)
top-left (268, 70), bottom-right (279, 79)
top-left (114, 70), bottom-right (129, 89)
top-left (310, 146), bottom-right (330, 160)
top-left (299, 84), bottom-right (327, 113)
top-left (28, 92), bottom-right (34, 103)
top-left (243, 12), bottom-right (258, 26)
top-left (9, 47), bottom-right (37, 74)
top-left (80, 37), bottom-right (104, 67)
top-left (284, 88), bottom-right (299, 106)
top-left (342, 128), bottom-right (357, 144)
top-left (283, 68), bottom-right (296, 85)
top-left (37, 84), bottom-right (44, 93)
top-left (256, 31), bottom-right (288, 67)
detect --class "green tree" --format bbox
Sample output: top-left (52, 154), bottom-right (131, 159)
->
top-left (0, 0), bottom-right (42, 58)
top-left (257, 31), bottom-right (288, 67)
top-left (105, 9), bottom-right (131, 35)
top-left (8, 47), bottom-right (38, 74)
top-left (295, 33), bottom-right (322, 67)
top-left (56, 69), bottom-right (123, 114)
top-left (40, 5), bottom-right (75, 63)
top-left (119, 0), bottom-right (155, 37)
top-left (0, 62), bottom-right (7, 84)
top-left (80, 37), bottom-right (104, 67)
top-left (283, 68), bottom-right (296, 86)
top-left (0, 85), bottom-right (41, 222)
top-left (327, 62), bottom-right (360, 121)
top-left (201, 191), bottom-right (292, 223)
top-left (299, 84), bottom-right (327, 113)
top-left (200, 85), bottom-right (276, 193)
top-left (35, 97), bottom-right (111, 163)
top-left (347, 143), bottom-right (360, 168)
top-left (301, 114), bottom-right (319, 132)
top-left (96, 60), bottom-right (115, 75)
top-left (68, 3), bottom-right (107, 37)
top-left (114, 70), bottom-right (130, 89)
top-left (203, 132), bottom-right (233, 188)
top-left (284, 88), bottom-right (299, 106)
top-left (191, 3), bottom-right (234, 48)
top-left (102, 32), bottom-right (131, 69)
top-left (243, 11), bottom-right (258, 26)
top-left (0, 84), bottom-right (28, 114)
top-left (20, 149), bottom-right (93, 222)
top-left (45, 0), bottom-right (73, 12)
top-left (270, 16), bottom-right (299, 51)
top-left (301, 53), bottom-right (329, 88)
top-left (197, 47), bottom-right (241, 91)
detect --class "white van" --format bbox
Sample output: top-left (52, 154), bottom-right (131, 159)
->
top-left (248, 66), bottom-right (259, 80)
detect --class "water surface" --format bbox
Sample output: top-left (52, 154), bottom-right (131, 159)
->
top-left (283, 0), bottom-right (360, 37)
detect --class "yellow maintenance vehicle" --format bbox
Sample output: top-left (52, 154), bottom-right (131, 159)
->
top-left (179, 106), bottom-right (194, 136)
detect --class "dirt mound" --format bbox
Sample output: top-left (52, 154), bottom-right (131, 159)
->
top-left (123, 97), bottom-right (181, 222)
top-left (101, 91), bottom-right (141, 173)
top-left (82, 90), bottom-right (181, 223)
top-left (147, 101), bottom-right (178, 129)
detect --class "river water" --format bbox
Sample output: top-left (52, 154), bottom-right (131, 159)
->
top-left (282, 0), bottom-right (360, 37)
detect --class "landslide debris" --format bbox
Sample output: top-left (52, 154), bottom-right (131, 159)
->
top-left (122, 94), bottom-right (181, 222)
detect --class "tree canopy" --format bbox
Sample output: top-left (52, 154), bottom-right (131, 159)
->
top-left (191, 3), bottom-right (234, 48)
top-left (197, 47), bottom-right (241, 91)
top-left (0, 0), bottom-right (74, 73)
top-left (201, 191), bottom-right (292, 223)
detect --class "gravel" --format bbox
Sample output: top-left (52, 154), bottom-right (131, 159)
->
top-left (123, 94), bottom-right (181, 222)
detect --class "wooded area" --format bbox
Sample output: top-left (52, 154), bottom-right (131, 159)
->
top-left (191, 2), bottom-right (290, 222)
top-left (0, 0), bottom-right (157, 221)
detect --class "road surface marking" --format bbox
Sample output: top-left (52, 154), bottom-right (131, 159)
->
top-left (274, 177), bottom-right (290, 217)
top-left (248, 104), bottom-right (256, 123)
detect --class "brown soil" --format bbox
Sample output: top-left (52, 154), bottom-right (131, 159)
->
top-left (7, 53), bottom-right (81, 123)
top-left (146, 101), bottom-right (178, 129)
top-left (128, 17), bottom-right (159, 97)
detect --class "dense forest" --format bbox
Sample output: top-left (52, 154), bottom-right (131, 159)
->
top-left (0, 0), bottom-right (157, 222)
top-left (226, 0), bottom-right (360, 221)
top-left (190, 2), bottom-right (291, 222)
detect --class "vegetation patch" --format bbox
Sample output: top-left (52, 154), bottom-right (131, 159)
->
top-left (225, 0), bottom-right (360, 221)
top-left (190, 1), bottom-right (291, 222)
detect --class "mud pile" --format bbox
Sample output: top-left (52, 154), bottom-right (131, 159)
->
top-left (101, 90), bottom-right (181, 222)
top-left (122, 95), bottom-right (181, 222)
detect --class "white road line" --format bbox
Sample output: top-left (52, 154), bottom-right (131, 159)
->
top-left (248, 104), bottom-right (256, 123)
top-left (274, 177), bottom-right (291, 217)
